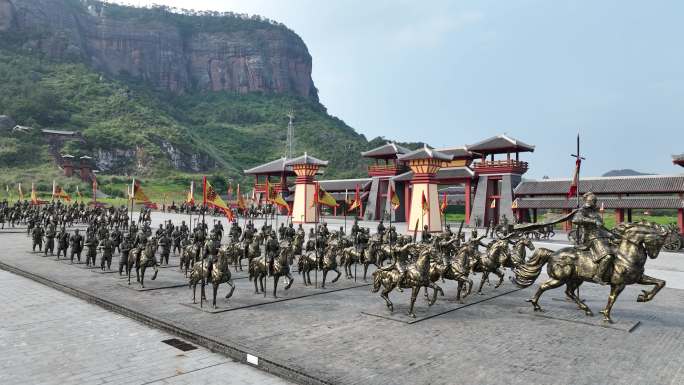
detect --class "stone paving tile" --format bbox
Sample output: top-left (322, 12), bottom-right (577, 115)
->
top-left (0, 270), bottom-right (291, 385)
top-left (2, 228), bottom-right (684, 385)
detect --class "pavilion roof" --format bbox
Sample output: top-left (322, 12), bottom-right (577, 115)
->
top-left (514, 196), bottom-right (684, 210)
top-left (467, 134), bottom-right (535, 154)
top-left (244, 157), bottom-right (295, 175)
top-left (673, 154), bottom-right (684, 165)
top-left (397, 145), bottom-right (453, 162)
top-left (318, 178), bottom-right (372, 192)
top-left (284, 153), bottom-right (329, 167)
top-left (392, 166), bottom-right (474, 182)
top-left (515, 175), bottom-right (684, 195)
top-left (361, 142), bottom-right (412, 158)
top-left (434, 146), bottom-right (476, 159)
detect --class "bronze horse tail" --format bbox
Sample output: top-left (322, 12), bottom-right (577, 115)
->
top-left (512, 247), bottom-right (553, 287)
top-left (371, 269), bottom-right (382, 293)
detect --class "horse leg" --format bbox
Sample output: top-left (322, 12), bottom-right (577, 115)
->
top-left (600, 283), bottom-right (625, 323)
top-left (273, 276), bottom-right (279, 298)
top-left (192, 283), bottom-right (197, 304)
top-left (456, 281), bottom-right (464, 303)
top-left (428, 283), bottom-right (443, 306)
top-left (151, 264), bottom-right (158, 280)
top-left (285, 273), bottom-right (294, 290)
top-left (381, 281), bottom-right (395, 312)
top-left (253, 273), bottom-right (259, 294)
top-left (225, 280), bottom-right (235, 299)
top-left (332, 268), bottom-right (341, 283)
top-left (527, 278), bottom-right (564, 312)
top-left (321, 270), bottom-right (328, 288)
top-left (408, 286), bottom-right (419, 318)
top-left (259, 274), bottom-right (265, 293)
top-left (140, 266), bottom-right (146, 288)
top-left (302, 268), bottom-right (308, 285)
top-left (636, 274), bottom-right (666, 302)
top-left (493, 269), bottom-right (505, 289)
top-left (477, 273), bottom-right (487, 295)
top-left (465, 278), bottom-right (473, 298)
top-left (363, 263), bottom-right (369, 281)
top-left (212, 283), bottom-right (218, 309)
top-left (566, 281), bottom-right (593, 316)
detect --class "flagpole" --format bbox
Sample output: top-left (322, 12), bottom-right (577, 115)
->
top-left (200, 176), bottom-right (207, 309)
top-left (315, 182), bottom-right (319, 289)
top-left (576, 134), bottom-right (581, 208)
top-left (344, 189), bottom-right (348, 235)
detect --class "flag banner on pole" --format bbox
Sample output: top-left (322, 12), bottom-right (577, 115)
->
top-left (131, 178), bottom-right (150, 203)
top-left (511, 199), bottom-right (518, 209)
top-left (389, 183), bottom-right (400, 211)
top-left (186, 180), bottom-right (195, 204)
top-left (203, 176), bottom-right (234, 221)
top-left (52, 181), bottom-right (71, 202)
top-left (421, 191), bottom-right (429, 213)
top-left (30, 182), bottom-right (38, 204)
top-left (348, 184), bottom-right (362, 212)
top-left (227, 182), bottom-right (234, 200)
top-left (311, 183), bottom-right (319, 208)
top-left (490, 199), bottom-right (497, 209)
top-left (599, 201), bottom-right (605, 212)
top-left (272, 194), bottom-right (290, 213)
top-left (18, 183), bottom-right (24, 200)
top-left (76, 185), bottom-right (82, 200)
top-left (440, 191), bottom-right (448, 213)
top-left (316, 185), bottom-right (338, 208)
top-left (237, 184), bottom-right (246, 210)
top-left (568, 157), bottom-right (581, 198)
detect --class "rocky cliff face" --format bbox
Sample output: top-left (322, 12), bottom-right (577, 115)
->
top-left (0, 0), bottom-right (317, 99)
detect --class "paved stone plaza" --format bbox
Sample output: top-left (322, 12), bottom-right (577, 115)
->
top-left (1, 214), bottom-right (684, 385)
top-left (0, 270), bottom-right (290, 385)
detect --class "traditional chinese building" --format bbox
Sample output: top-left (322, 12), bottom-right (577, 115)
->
top-left (243, 157), bottom-right (297, 211)
top-left (284, 153), bottom-right (328, 223)
top-left (674, 154), bottom-right (684, 168)
top-left (514, 175), bottom-right (684, 234)
top-left (242, 134), bottom-right (535, 228)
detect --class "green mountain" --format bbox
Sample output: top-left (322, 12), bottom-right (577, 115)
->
top-left (0, 0), bottom-right (395, 196)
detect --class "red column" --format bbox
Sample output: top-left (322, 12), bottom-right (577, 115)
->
top-left (615, 209), bottom-right (624, 224)
top-left (465, 179), bottom-right (471, 225)
top-left (404, 182), bottom-right (411, 224)
top-left (333, 206), bottom-right (337, 216)
top-left (678, 208), bottom-right (684, 235)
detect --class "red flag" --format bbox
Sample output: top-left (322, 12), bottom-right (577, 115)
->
top-left (421, 191), bottom-right (429, 213)
top-left (568, 158), bottom-right (581, 198)
top-left (440, 191), bottom-right (448, 213)
top-left (389, 184), bottom-right (400, 211)
top-left (348, 184), bottom-right (362, 212)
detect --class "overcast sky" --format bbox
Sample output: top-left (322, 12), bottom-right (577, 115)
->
top-left (108, 0), bottom-right (684, 179)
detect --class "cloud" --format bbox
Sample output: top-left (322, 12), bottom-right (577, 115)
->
top-left (392, 10), bottom-right (484, 48)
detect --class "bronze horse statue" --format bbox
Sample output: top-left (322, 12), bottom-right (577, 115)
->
top-left (428, 241), bottom-right (474, 303)
top-left (471, 238), bottom-right (511, 294)
top-left (189, 246), bottom-right (236, 308)
top-left (372, 244), bottom-right (444, 318)
top-left (249, 242), bottom-right (295, 297)
top-left (298, 250), bottom-right (317, 286)
top-left (513, 222), bottom-right (672, 323)
top-left (219, 242), bottom-right (243, 272)
top-left (180, 241), bottom-right (201, 277)
top-left (127, 237), bottom-right (159, 288)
